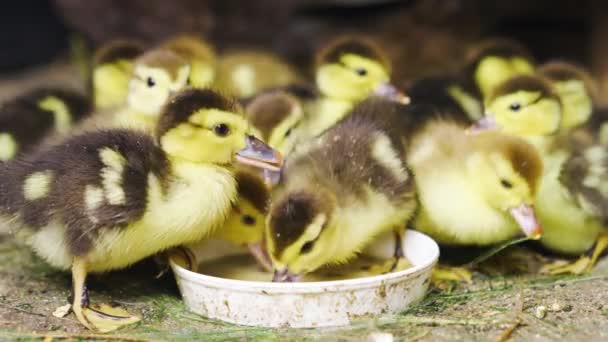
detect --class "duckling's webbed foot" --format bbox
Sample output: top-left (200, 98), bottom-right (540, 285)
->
top-left (431, 265), bottom-right (473, 285)
top-left (541, 233), bottom-right (608, 275)
top-left (71, 258), bottom-right (141, 333)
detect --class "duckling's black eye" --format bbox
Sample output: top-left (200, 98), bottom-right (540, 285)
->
top-left (355, 68), bottom-right (367, 77)
top-left (300, 241), bottom-right (315, 254)
top-left (509, 103), bottom-right (521, 111)
top-left (285, 128), bottom-right (292, 137)
top-left (213, 123), bottom-right (230, 137)
top-left (146, 77), bottom-right (156, 88)
top-left (501, 179), bottom-right (513, 188)
top-left (242, 215), bottom-right (256, 226)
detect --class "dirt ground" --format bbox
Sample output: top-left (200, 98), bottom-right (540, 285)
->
top-left (1, 61), bottom-right (608, 342)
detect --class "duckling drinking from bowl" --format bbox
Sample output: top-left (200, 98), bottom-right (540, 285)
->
top-left (267, 97), bottom-right (416, 282)
top-left (0, 88), bottom-right (281, 332)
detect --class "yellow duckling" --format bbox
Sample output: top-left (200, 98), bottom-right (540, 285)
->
top-left (245, 90), bottom-right (304, 156)
top-left (0, 88), bottom-right (281, 332)
top-left (161, 34), bottom-right (217, 88)
top-left (267, 98), bottom-right (416, 282)
top-left (214, 49), bottom-right (299, 99)
top-left (0, 88), bottom-right (91, 161)
top-left (480, 75), bottom-right (562, 151)
top-left (114, 48), bottom-right (191, 130)
top-left (408, 111), bottom-right (543, 246)
top-left (297, 36), bottom-right (409, 142)
top-left (91, 39), bottom-right (145, 110)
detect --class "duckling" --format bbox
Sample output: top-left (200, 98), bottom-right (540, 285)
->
top-left (0, 88), bottom-right (281, 332)
top-left (267, 98), bottom-right (416, 282)
top-left (481, 75), bottom-right (562, 151)
top-left (114, 49), bottom-right (191, 130)
top-left (473, 72), bottom-right (607, 274)
top-left (244, 90), bottom-right (304, 156)
top-left (92, 39), bottom-right (145, 110)
top-left (297, 36), bottom-right (409, 142)
top-left (213, 170), bottom-right (272, 270)
top-left (214, 50), bottom-right (299, 99)
top-left (463, 38), bottom-right (536, 101)
top-left (408, 115), bottom-right (544, 247)
top-left (0, 88), bottom-right (92, 161)
top-left (161, 35), bottom-right (216, 88)
top-left (537, 60), bottom-right (597, 131)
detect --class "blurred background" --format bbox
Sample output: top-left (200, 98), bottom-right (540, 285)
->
top-left (1, 0), bottom-right (606, 98)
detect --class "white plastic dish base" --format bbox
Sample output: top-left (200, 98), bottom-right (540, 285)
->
top-left (170, 229), bottom-right (439, 328)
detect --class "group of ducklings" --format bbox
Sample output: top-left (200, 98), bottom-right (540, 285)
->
top-left (0, 33), bottom-right (606, 332)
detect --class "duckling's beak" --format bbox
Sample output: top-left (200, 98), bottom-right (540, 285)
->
top-left (508, 204), bottom-right (542, 239)
top-left (374, 82), bottom-right (410, 105)
top-left (235, 135), bottom-right (283, 175)
top-left (467, 116), bottom-right (500, 135)
top-left (247, 240), bottom-right (273, 272)
top-left (272, 268), bottom-right (301, 282)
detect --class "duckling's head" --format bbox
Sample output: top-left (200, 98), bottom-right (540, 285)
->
top-left (538, 61), bottom-right (597, 129)
top-left (466, 132), bottom-right (543, 238)
top-left (315, 37), bottom-right (408, 103)
top-left (466, 38), bottom-right (535, 98)
top-left (483, 75), bottom-right (562, 136)
top-left (245, 91), bottom-right (303, 155)
top-left (266, 188), bottom-right (337, 281)
top-left (92, 39), bottom-right (144, 109)
top-left (157, 88), bottom-right (282, 170)
top-left (127, 49), bottom-right (191, 115)
top-left (161, 35), bottom-right (217, 88)
top-left (215, 170), bottom-right (269, 245)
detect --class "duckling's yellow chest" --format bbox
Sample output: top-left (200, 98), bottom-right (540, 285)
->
top-left (87, 164), bottom-right (237, 272)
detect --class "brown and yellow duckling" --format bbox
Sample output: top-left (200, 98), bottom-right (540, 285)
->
top-left (0, 88), bottom-right (92, 161)
top-left (161, 34), bottom-right (217, 88)
top-left (214, 49), bottom-right (300, 99)
top-left (0, 88), bottom-right (281, 332)
top-left (267, 97), bottom-right (416, 282)
top-left (91, 39), bottom-right (145, 110)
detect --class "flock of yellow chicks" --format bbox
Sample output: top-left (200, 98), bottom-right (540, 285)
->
top-left (0, 34), bottom-right (606, 333)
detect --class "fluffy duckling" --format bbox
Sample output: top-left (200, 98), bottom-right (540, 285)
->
top-left (267, 98), bottom-right (416, 282)
top-left (161, 34), bottom-right (217, 88)
top-left (481, 75), bottom-right (562, 151)
top-left (214, 50), bottom-right (299, 99)
top-left (113, 49), bottom-right (191, 130)
top-left (91, 39), bottom-right (145, 110)
top-left (463, 38), bottom-right (536, 101)
top-left (0, 88), bottom-right (92, 161)
top-left (409, 114), bottom-right (543, 246)
top-left (245, 90), bottom-right (304, 156)
top-left (537, 61), bottom-right (597, 131)
top-left (0, 88), bottom-right (281, 332)
top-left (473, 70), bottom-right (607, 274)
top-left (297, 36), bottom-right (409, 142)
top-left (213, 170), bottom-right (272, 270)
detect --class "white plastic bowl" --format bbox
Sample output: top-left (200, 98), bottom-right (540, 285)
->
top-left (170, 229), bottom-right (439, 328)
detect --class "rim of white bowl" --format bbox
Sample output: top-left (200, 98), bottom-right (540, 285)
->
top-left (170, 229), bottom-right (439, 293)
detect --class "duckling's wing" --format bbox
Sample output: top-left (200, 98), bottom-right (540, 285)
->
top-left (560, 145), bottom-right (608, 219)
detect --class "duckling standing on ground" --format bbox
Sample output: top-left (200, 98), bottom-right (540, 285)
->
top-left (91, 39), bottom-right (145, 110)
top-left (0, 89), bottom-right (281, 332)
top-left (0, 88), bottom-right (92, 161)
top-left (161, 35), bottom-right (216, 88)
top-left (267, 98), bottom-right (416, 282)
top-left (473, 65), bottom-right (608, 274)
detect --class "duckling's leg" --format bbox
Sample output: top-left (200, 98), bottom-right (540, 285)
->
top-left (540, 232), bottom-right (608, 275)
top-left (72, 257), bottom-right (141, 333)
top-left (389, 228), bottom-right (409, 272)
